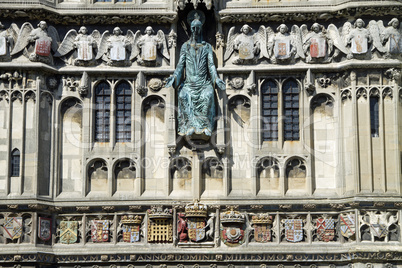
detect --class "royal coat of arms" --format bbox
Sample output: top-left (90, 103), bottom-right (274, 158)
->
top-left (91, 220), bottom-right (109, 242)
top-left (220, 208), bottom-right (245, 246)
top-left (339, 213), bottom-right (355, 238)
top-left (187, 218), bottom-right (206, 242)
top-left (310, 37), bottom-right (326, 58)
top-left (35, 38), bottom-right (51, 56)
top-left (316, 218), bottom-right (335, 242)
top-left (121, 215), bottom-right (142, 243)
top-left (252, 214), bottom-right (272, 243)
top-left (3, 217), bottom-right (23, 240)
top-left (284, 219), bottom-right (303, 242)
top-left (38, 217), bottom-right (52, 241)
top-left (59, 221), bottom-right (78, 244)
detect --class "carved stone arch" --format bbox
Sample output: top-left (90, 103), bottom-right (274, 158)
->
top-left (382, 87), bottom-right (393, 99)
top-left (282, 78), bottom-right (302, 92)
top-left (256, 156), bottom-right (280, 194)
top-left (40, 91), bottom-right (53, 105)
top-left (113, 158), bottom-right (136, 194)
top-left (59, 97), bottom-right (82, 115)
top-left (24, 90), bottom-right (36, 103)
top-left (142, 95), bottom-right (165, 112)
top-left (0, 90), bottom-right (9, 103)
top-left (284, 156), bottom-right (307, 193)
top-left (11, 91), bottom-right (22, 103)
top-left (228, 94), bottom-right (250, 111)
top-left (169, 157), bottom-right (192, 195)
top-left (310, 93), bottom-right (334, 115)
top-left (341, 89), bottom-right (352, 103)
top-left (259, 78), bottom-right (279, 92)
top-left (114, 79), bottom-right (134, 93)
top-left (369, 87), bottom-right (380, 97)
top-left (87, 158), bottom-right (108, 194)
top-left (356, 87), bottom-right (367, 100)
top-left (92, 79), bottom-right (112, 97)
top-left (203, 157), bottom-right (223, 179)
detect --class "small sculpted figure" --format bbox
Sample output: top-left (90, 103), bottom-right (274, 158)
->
top-left (225, 24), bottom-right (268, 64)
top-left (380, 18), bottom-right (402, 55)
top-left (205, 213), bottom-right (215, 241)
top-left (55, 26), bottom-right (100, 65)
top-left (131, 26), bottom-right (169, 66)
top-left (165, 11), bottom-right (225, 140)
top-left (96, 27), bottom-right (134, 66)
top-left (267, 24), bottom-right (304, 64)
top-left (345, 19), bottom-right (372, 58)
top-left (177, 213), bottom-right (188, 242)
top-left (11, 21), bottom-right (59, 64)
top-left (0, 21), bottom-right (18, 60)
top-left (302, 23), bottom-right (333, 63)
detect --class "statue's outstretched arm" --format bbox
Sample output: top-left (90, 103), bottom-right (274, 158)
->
top-left (207, 44), bottom-right (225, 91)
top-left (166, 43), bottom-right (186, 88)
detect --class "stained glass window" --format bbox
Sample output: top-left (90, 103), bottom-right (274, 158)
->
top-left (115, 82), bottom-right (132, 142)
top-left (283, 80), bottom-right (299, 141)
top-left (262, 80), bottom-right (278, 141)
top-left (11, 149), bottom-right (20, 177)
top-left (95, 82), bottom-right (111, 142)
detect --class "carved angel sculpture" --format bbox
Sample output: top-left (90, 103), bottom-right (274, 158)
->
top-left (0, 21), bottom-right (18, 60)
top-left (302, 23), bottom-right (334, 63)
top-left (267, 24), bottom-right (304, 64)
top-left (55, 26), bottom-right (100, 66)
top-left (344, 19), bottom-right (373, 59)
top-left (380, 18), bottom-right (402, 55)
top-left (131, 26), bottom-right (169, 66)
top-left (96, 27), bottom-right (134, 66)
top-left (11, 21), bottom-right (59, 64)
top-left (224, 24), bottom-right (268, 65)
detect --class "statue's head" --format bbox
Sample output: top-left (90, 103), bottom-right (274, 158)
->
top-left (145, 26), bottom-right (154, 35)
top-left (389, 18), bottom-right (400, 29)
top-left (311, 23), bottom-right (321, 33)
top-left (277, 24), bottom-right (288, 34)
top-left (241, 24), bottom-right (252, 35)
top-left (38, 21), bottom-right (47, 30)
top-left (79, 26), bottom-right (88, 35)
top-left (191, 14), bottom-right (202, 37)
top-left (113, 27), bottom-right (122, 36)
top-left (354, 19), bottom-right (365, 28)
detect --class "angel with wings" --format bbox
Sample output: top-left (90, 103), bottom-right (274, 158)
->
top-left (131, 26), bottom-right (169, 66)
top-left (11, 21), bottom-right (59, 64)
top-left (380, 18), bottom-right (402, 55)
top-left (224, 24), bottom-right (268, 65)
top-left (267, 24), bottom-right (304, 64)
top-left (96, 27), bottom-right (134, 66)
top-left (302, 23), bottom-right (334, 63)
top-left (344, 19), bottom-right (372, 58)
top-left (55, 26), bottom-right (100, 66)
top-left (0, 21), bottom-right (18, 61)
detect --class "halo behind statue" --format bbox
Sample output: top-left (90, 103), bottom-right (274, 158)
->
top-left (187, 10), bottom-right (205, 26)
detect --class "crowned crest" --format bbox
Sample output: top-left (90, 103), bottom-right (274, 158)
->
top-left (121, 215), bottom-right (142, 243)
top-left (38, 217), bottom-right (52, 241)
top-left (3, 217), bottom-right (23, 240)
top-left (220, 208), bottom-right (245, 246)
top-left (185, 200), bottom-right (207, 218)
top-left (284, 219), bottom-right (303, 242)
top-left (316, 217), bottom-right (335, 242)
top-left (252, 214), bottom-right (272, 243)
top-left (91, 220), bottom-right (109, 242)
top-left (220, 207), bottom-right (245, 224)
top-left (121, 215), bottom-right (143, 225)
top-left (59, 221), bottom-right (78, 244)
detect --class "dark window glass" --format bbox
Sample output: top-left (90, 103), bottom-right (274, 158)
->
top-left (116, 0), bottom-right (132, 2)
top-left (261, 80), bottom-right (278, 141)
top-left (115, 82), bottom-right (132, 142)
top-left (283, 80), bottom-right (299, 141)
top-left (95, 82), bottom-right (111, 142)
top-left (96, 0), bottom-right (112, 2)
top-left (11, 149), bottom-right (20, 177)
top-left (370, 96), bottom-right (379, 137)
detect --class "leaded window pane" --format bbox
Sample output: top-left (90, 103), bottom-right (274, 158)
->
top-left (95, 82), bottom-right (111, 142)
top-left (115, 82), bottom-right (132, 142)
top-left (370, 96), bottom-right (380, 137)
top-left (283, 80), bottom-right (299, 141)
top-left (261, 80), bottom-right (278, 141)
top-left (11, 149), bottom-right (20, 177)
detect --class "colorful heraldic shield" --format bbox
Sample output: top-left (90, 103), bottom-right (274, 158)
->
top-left (187, 218), bottom-right (206, 242)
top-left (60, 221), bottom-right (78, 244)
top-left (91, 220), bottom-right (109, 242)
top-left (339, 214), bottom-right (355, 238)
top-left (35, 38), bottom-right (51, 56)
top-left (275, 38), bottom-right (290, 59)
top-left (370, 223), bottom-right (388, 238)
top-left (123, 225), bottom-right (140, 243)
top-left (284, 219), bottom-right (303, 242)
top-left (254, 224), bottom-right (271, 243)
top-left (389, 34), bottom-right (402, 54)
top-left (310, 37), bottom-right (326, 58)
top-left (351, 34), bottom-right (368, 54)
top-left (3, 217), bottom-right (23, 240)
top-left (77, 41), bottom-right (92, 61)
top-left (142, 41), bottom-right (157, 61)
top-left (38, 217), bottom-right (52, 241)
top-left (316, 218), bottom-right (335, 242)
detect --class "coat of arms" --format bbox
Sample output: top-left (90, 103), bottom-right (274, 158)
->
top-left (220, 208), bottom-right (245, 246)
top-left (316, 218), bottom-right (335, 242)
top-left (110, 41), bottom-right (126, 61)
top-left (284, 219), bottom-right (303, 242)
top-left (0, 36), bottom-right (6, 56)
top-left (252, 214), bottom-right (272, 243)
top-left (59, 221), bottom-right (78, 244)
top-left (274, 38), bottom-right (291, 59)
top-left (310, 37), bottom-right (326, 58)
top-left (187, 218), bottom-right (206, 242)
top-left (361, 211), bottom-right (398, 240)
top-left (3, 217), bottom-right (23, 240)
top-left (35, 38), bottom-right (51, 56)
top-left (91, 220), bottom-right (109, 242)
top-left (77, 41), bottom-right (92, 61)
top-left (339, 213), bottom-right (355, 238)
top-left (38, 217), bottom-right (52, 241)
top-left (121, 215), bottom-right (142, 243)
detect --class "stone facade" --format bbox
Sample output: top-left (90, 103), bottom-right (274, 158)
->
top-left (0, 0), bottom-right (401, 267)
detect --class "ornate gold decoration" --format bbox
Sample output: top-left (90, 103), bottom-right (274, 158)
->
top-left (185, 200), bottom-right (207, 217)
